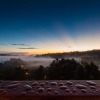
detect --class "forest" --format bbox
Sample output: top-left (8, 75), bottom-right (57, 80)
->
top-left (0, 58), bottom-right (100, 80)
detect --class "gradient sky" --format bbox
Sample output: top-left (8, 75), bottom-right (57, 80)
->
top-left (0, 0), bottom-right (100, 55)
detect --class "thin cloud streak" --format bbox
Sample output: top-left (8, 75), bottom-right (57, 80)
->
top-left (12, 44), bottom-right (30, 46)
top-left (19, 48), bottom-right (37, 49)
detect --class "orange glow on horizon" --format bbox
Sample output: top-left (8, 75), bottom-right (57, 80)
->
top-left (26, 48), bottom-right (96, 55)
top-left (27, 51), bottom-right (57, 55)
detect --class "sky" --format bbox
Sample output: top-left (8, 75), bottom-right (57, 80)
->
top-left (0, 0), bottom-right (100, 55)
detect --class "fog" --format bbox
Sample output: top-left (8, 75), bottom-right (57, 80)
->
top-left (81, 56), bottom-right (100, 67)
top-left (0, 56), bottom-right (54, 68)
top-left (0, 56), bottom-right (100, 68)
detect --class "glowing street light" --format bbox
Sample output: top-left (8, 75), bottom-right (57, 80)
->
top-left (25, 71), bottom-right (30, 80)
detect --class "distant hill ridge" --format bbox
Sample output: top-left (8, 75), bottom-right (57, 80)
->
top-left (35, 49), bottom-right (100, 58)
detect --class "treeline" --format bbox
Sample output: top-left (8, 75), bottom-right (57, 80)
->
top-left (36, 49), bottom-right (100, 58)
top-left (0, 58), bottom-right (100, 80)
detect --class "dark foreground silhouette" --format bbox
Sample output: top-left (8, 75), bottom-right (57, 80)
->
top-left (0, 58), bottom-right (100, 80)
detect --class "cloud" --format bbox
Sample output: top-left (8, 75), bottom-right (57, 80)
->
top-left (0, 52), bottom-right (27, 56)
top-left (12, 44), bottom-right (30, 46)
top-left (19, 47), bottom-right (37, 49)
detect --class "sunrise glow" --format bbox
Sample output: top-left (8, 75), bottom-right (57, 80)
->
top-left (0, 0), bottom-right (100, 55)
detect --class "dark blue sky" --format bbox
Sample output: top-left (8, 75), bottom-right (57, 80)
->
top-left (0, 0), bottom-right (100, 54)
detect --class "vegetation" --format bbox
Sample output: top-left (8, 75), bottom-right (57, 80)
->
top-left (0, 58), bottom-right (100, 80)
top-left (36, 49), bottom-right (100, 58)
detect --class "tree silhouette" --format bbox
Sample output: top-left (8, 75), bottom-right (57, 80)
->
top-left (0, 58), bottom-right (100, 80)
top-left (81, 61), bottom-right (100, 79)
top-left (47, 58), bottom-right (100, 80)
top-left (34, 65), bottom-right (45, 80)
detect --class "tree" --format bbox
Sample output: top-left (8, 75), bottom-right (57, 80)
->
top-left (34, 65), bottom-right (45, 80)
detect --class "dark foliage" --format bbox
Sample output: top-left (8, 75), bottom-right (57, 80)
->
top-left (0, 58), bottom-right (100, 80)
top-left (46, 59), bottom-right (100, 80)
